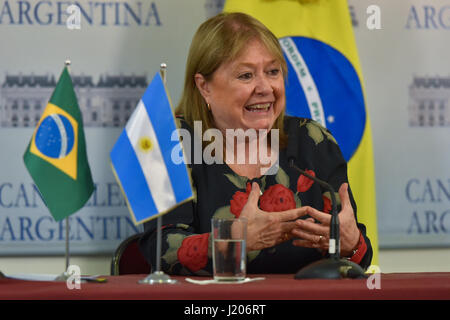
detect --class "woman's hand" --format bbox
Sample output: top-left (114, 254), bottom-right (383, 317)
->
top-left (291, 183), bottom-right (360, 257)
top-left (239, 182), bottom-right (310, 252)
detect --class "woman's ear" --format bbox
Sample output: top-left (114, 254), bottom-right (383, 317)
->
top-left (194, 73), bottom-right (210, 101)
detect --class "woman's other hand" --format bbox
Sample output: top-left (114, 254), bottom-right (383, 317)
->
top-left (291, 183), bottom-right (360, 257)
top-left (240, 182), bottom-right (310, 252)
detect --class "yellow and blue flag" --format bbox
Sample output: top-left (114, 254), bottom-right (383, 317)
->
top-left (23, 67), bottom-right (94, 221)
top-left (110, 72), bottom-right (194, 225)
top-left (225, 0), bottom-right (379, 263)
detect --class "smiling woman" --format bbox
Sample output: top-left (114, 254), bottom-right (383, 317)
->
top-left (194, 39), bottom-right (285, 134)
top-left (176, 11), bottom-right (288, 148)
top-left (139, 12), bottom-right (373, 276)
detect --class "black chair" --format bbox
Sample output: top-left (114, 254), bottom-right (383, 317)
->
top-left (110, 233), bottom-right (151, 275)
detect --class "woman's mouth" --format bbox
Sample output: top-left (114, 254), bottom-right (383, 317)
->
top-left (244, 103), bottom-right (272, 112)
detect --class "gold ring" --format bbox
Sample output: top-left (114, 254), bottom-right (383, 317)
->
top-left (284, 233), bottom-right (289, 241)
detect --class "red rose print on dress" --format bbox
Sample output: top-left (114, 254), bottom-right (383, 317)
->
top-left (177, 233), bottom-right (210, 272)
top-left (260, 184), bottom-right (296, 212)
top-left (230, 183), bottom-right (251, 218)
top-left (297, 169), bottom-right (316, 192)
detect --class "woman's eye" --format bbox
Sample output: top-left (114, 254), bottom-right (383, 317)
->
top-left (238, 72), bottom-right (253, 80)
top-left (267, 69), bottom-right (280, 76)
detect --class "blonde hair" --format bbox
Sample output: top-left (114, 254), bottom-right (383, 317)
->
top-left (176, 12), bottom-right (288, 147)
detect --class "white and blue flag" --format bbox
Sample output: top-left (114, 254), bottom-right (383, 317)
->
top-left (110, 72), bottom-right (193, 225)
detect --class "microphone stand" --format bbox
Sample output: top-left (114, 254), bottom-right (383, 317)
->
top-left (289, 160), bottom-right (367, 279)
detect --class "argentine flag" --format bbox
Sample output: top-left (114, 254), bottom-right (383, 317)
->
top-left (110, 72), bottom-right (193, 225)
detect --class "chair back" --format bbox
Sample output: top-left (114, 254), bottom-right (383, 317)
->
top-left (111, 233), bottom-right (151, 275)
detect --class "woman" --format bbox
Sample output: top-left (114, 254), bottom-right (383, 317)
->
top-left (139, 12), bottom-right (372, 274)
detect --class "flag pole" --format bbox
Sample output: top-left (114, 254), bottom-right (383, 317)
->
top-left (155, 63), bottom-right (166, 273)
top-left (55, 60), bottom-right (73, 282)
top-left (64, 60), bottom-right (71, 274)
top-left (138, 63), bottom-right (177, 285)
top-left (65, 217), bottom-right (70, 271)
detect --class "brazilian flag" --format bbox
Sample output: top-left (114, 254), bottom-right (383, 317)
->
top-left (24, 67), bottom-right (94, 221)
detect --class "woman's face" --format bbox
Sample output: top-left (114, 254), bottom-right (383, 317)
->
top-left (196, 39), bottom-right (285, 133)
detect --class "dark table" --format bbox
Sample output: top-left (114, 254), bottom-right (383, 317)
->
top-left (1, 272), bottom-right (449, 300)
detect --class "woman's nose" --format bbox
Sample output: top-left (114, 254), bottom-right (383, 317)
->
top-left (254, 75), bottom-right (274, 96)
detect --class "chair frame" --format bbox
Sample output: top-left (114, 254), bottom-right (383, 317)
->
top-left (110, 233), bottom-right (149, 275)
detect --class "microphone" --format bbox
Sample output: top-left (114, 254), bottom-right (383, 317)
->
top-left (286, 118), bottom-right (366, 279)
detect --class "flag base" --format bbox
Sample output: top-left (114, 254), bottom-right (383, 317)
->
top-left (294, 257), bottom-right (367, 280)
top-left (138, 271), bottom-right (177, 285)
top-left (54, 271), bottom-right (70, 282)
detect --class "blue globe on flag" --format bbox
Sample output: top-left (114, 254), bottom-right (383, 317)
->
top-left (35, 114), bottom-right (75, 159)
top-left (280, 36), bottom-right (366, 161)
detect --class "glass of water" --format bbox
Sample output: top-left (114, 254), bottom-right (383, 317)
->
top-left (211, 217), bottom-right (247, 282)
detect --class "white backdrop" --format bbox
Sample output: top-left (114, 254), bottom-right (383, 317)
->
top-left (0, 0), bottom-right (449, 255)
top-left (0, 0), bottom-right (217, 255)
top-left (350, 0), bottom-right (450, 248)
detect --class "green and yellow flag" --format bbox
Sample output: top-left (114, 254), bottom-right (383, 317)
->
top-left (23, 67), bottom-right (94, 221)
top-left (225, 0), bottom-right (379, 264)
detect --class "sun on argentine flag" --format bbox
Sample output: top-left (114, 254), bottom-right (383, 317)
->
top-left (110, 72), bottom-right (193, 225)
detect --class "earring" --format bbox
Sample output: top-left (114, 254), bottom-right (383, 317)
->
top-left (207, 103), bottom-right (211, 111)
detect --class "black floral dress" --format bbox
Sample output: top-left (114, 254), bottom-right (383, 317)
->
top-left (138, 116), bottom-right (373, 275)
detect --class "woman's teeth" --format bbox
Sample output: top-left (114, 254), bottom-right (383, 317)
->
top-left (245, 103), bottom-right (271, 112)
